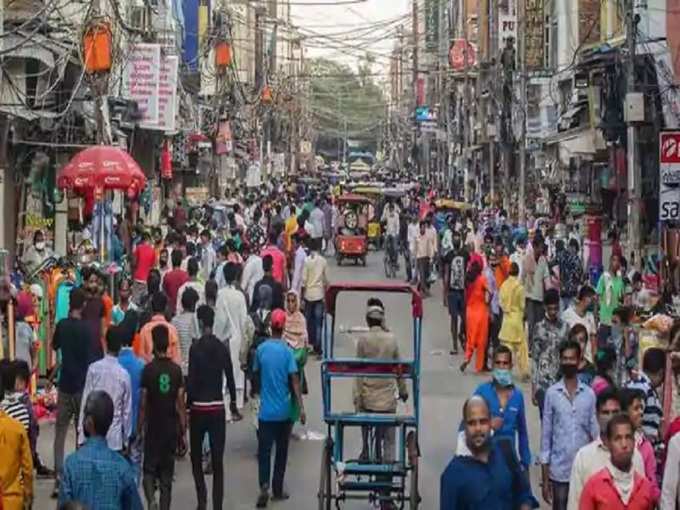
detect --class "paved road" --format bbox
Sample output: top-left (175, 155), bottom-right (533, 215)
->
top-left (33, 251), bottom-right (546, 509)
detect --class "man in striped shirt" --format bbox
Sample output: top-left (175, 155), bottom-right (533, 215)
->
top-left (0, 360), bottom-right (30, 431)
top-left (625, 347), bottom-right (665, 444)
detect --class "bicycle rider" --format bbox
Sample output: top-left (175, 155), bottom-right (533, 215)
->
top-left (381, 202), bottom-right (401, 268)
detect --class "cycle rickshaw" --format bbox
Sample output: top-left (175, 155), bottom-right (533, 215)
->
top-left (318, 282), bottom-right (423, 509)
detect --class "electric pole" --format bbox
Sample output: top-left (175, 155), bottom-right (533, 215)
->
top-left (489, 0), bottom-right (498, 204)
top-left (626, 0), bottom-right (641, 264)
top-left (255, 6), bottom-right (265, 170)
top-left (412, 0), bottom-right (419, 175)
top-left (463, 0), bottom-right (470, 202)
top-left (517, 0), bottom-right (527, 224)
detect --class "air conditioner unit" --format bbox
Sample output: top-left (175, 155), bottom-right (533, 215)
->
top-left (129, 6), bottom-right (150, 32)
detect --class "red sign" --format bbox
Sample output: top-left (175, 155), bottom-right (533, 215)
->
top-left (449, 39), bottom-right (477, 71)
top-left (660, 131), bottom-right (680, 163)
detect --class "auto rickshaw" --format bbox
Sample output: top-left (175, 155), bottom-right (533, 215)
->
top-left (335, 194), bottom-right (371, 266)
top-left (352, 186), bottom-right (384, 250)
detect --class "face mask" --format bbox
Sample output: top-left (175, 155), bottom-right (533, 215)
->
top-left (493, 368), bottom-right (513, 387)
top-left (560, 363), bottom-right (579, 378)
top-left (35, 241), bottom-right (45, 251)
top-left (586, 302), bottom-right (595, 313)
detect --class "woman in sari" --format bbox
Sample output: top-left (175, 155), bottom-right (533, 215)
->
top-left (460, 258), bottom-right (490, 373)
top-left (283, 291), bottom-right (308, 424)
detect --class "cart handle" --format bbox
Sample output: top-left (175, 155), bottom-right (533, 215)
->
top-left (323, 359), bottom-right (416, 378)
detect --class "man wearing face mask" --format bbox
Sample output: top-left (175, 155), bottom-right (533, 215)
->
top-left (566, 388), bottom-right (645, 510)
top-left (561, 286), bottom-right (597, 363)
top-left (540, 339), bottom-right (598, 510)
top-left (440, 396), bottom-right (538, 509)
top-left (463, 346), bottom-right (531, 469)
top-left (22, 230), bottom-right (53, 274)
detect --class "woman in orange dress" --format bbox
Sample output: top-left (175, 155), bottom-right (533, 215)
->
top-left (460, 259), bottom-right (490, 373)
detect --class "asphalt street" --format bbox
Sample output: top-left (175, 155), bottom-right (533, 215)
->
top-left (32, 250), bottom-right (546, 509)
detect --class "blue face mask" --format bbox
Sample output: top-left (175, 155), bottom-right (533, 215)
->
top-left (493, 368), bottom-right (513, 387)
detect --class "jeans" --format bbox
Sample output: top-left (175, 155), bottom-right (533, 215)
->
top-left (417, 257), bottom-right (431, 293)
top-left (258, 420), bottom-right (292, 495)
top-left (403, 249), bottom-right (413, 282)
top-left (53, 391), bottom-right (82, 479)
top-left (550, 480), bottom-right (569, 510)
top-left (525, 299), bottom-right (544, 351)
top-left (385, 235), bottom-right (398, 264)
top-left (143, 440), bottom-right (175, 510)
top-left (485, 311), bottom-right (503, 368)
top-left (190, 410), bottom-right (226, 510)
top-left (305, 299), bottom-right (325, 354)
top-left (447, 290), bottom-right (465, 351)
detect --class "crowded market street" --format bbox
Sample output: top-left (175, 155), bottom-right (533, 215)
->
top-left (28, 250), bottom-right (544, 509)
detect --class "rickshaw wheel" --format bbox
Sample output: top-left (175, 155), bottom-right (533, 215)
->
top-left (406, 432), bottom-right (421, 508)
top-left (318, 437), bottom-right (333, 510)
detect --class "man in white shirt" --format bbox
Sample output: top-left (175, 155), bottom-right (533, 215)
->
top-left (381, 202), bottom-right (400, 262)
top-left (176, 258), bottom-right (205, 316)
top-left (406, 215), bottom-right (420, 284)
top-left (309, 200), bottom-right (326, 251)
top-left (290, 233), bottom-right (307, 296)
top-left (199, 229), bottom-right (217, 282)
top-left (241, 246), bottom-right (264, 305)
top-left (567, 388), bottom-right (644, 510)
top-left (302, 240), bottom-right (329, 356)
top-left (561, 286), bottom-right (597, 363)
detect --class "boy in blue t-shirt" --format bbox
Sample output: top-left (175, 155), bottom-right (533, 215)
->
top-left (253, 309), bottom-right (305, 508)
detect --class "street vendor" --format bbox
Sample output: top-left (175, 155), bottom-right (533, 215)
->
top-left (22, 230), bottom-right (52, 275)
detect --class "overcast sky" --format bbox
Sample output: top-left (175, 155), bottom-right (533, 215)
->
top-left (290, 0), bottom-right (410, 78)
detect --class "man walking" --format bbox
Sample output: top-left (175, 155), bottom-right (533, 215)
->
top-left (445, 230), bottom-right (468, 355)
top-left (78, 326), bottom-right (132, 454)
top-left (51, 288), bottom-right (92, 498)
top-left (440, 396), bottom-right (538, 509)
top-left (302, 237), bottom-right (329, 356)
top-left (188, 305), bottom-right (241, 510)
top-left (60, 391), bottom-right (142, 509)
top-left (254, 309), bottom-right (305, 508)
top-left (138, 326), bottom-right (187, 510)
top-left (540, 339), bottom-right (598, 510)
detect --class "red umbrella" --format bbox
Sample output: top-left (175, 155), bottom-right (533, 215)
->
top-left (57, 145), bottom-right (146, 195)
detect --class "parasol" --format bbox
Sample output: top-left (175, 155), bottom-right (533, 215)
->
top-left (57, 145), bottom-right (146, 195)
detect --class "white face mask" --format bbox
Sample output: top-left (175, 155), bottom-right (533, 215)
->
top-left (35, 241), bottom-right (45, 251)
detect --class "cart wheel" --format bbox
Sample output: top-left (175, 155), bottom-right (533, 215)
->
top-left (406, 432), bottom-right (421, 508)
top-left (318, 438), bottom-right (333, 510)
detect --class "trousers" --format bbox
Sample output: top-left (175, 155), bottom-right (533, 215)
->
top-left (143, 440), bottom-right (175, 510)
top-left (305, 299), bottom-right (325, 353)
top-left (190, 410), bottom-right (226, 510)
top-left (258, 420), bottom-right (292, 495)
top-left (53, 391), bottom-right (82, 479)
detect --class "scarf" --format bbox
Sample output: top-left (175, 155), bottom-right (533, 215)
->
top-left (606, 460), bottom-right (635, 505)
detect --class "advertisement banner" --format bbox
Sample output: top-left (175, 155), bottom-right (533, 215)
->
top-left (660, 131), bottom-right (680, 221)
top-left (157, 56), bottom-right (178, 132)
top-left (123, 44), bottom-right (161, 125)
top-left (525, 0), bottom-right (545, 70)
top-left (424, 0), bottom-right (439, 51)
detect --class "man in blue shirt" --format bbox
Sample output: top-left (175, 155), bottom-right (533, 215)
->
top-left (254, 309), bottom-right (305, 508)
top-left (471, 345), bottom-right (531, 469)
top-left (441, 396), bottom-right (538, 510)
top-left (540, 339), bottom-right (598, 510)
top-left (59, 390), bottom-right (142, 510)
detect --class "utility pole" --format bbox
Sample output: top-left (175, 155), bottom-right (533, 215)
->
top-left (254, 6), bottom-right (265, 170)
top-left (412, 0), bottom-right (419, 175)
top-left (626, 0), bottom-right (641, 263)
top-left (463, 0), bottom-right (470, 202)
top-left (489, 0), bottom-right (498, 204)
top-left (517, 0), bottom-right (527, 224)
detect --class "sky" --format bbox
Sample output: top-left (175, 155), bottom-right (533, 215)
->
top-left (290, 0), bottom-right (410, 79)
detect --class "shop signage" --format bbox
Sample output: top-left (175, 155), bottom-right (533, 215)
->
top-left (660, 131), bottom-right (680, 220)
top-left (123, 44), bottom-right (161, 125)
top-left (424, 0), bottom-right (439, 51)
top-left (525, 0), bottom-right (545, 70)
top-left (156, 55), bottom-right (178, 132)
top-left (448, 39), bottom-right (478, 71)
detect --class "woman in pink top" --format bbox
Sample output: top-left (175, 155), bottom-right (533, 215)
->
top-left (621, 387), bottom-right (661, 504)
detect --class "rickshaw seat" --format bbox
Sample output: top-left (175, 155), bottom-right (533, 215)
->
top-left (338, 480), bottom-right (403, 492)
top-left (341, 462), bottom-right (407, 476)
top-left (325, 412), bottom-right (417, 427)
top-left (323, 358), bottom-right (416, 379)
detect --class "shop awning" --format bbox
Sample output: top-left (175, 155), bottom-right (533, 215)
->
top-left (544, 128), bottom-right (607, 165)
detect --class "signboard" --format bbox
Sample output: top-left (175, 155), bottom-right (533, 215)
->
top-left (449, 39), bottom-right (478, 71)
top-left (525, 0), bottom-right (545, 70)
top-left (499, 15), bottom-right (517, 45)
top-left (157, 55), bottom-right (178, 132)
top-left (424, 0), bottom-right (439, 51)
top-left (124, 44), bottom-right (161, 126)
top-left (185, 187), bottom-right (210, 206)
top-left (579, 0), bottom-right (601, 45)
top-left (660, 131), bottom-right (680, 220)
top-left (416, 106), bottom-right (436, 122)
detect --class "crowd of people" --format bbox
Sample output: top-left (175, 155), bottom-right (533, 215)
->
top-left (1, 185), bottom-right (333, 509)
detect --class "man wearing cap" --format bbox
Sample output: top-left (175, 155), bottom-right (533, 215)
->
top-left (353, 299), bottom-right (408, 463)
top-left (254, 308), bottom-right (305, 508)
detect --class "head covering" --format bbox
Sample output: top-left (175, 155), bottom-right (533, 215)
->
top-left (271, 308), bottom-right (286, 330)
top-left (283, 291), bottom-right (308, 349)
top-left (15, 290), bottom-right (34, 320)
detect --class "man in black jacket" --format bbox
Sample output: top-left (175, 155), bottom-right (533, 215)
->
top-left (187, 305), bottom-right (242, 510)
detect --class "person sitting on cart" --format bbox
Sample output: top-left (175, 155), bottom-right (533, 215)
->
top-left (353, 298), bottom-right (408, 464)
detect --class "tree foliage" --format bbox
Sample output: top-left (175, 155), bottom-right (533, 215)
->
top-left (307, 56), bottom-right (386, 146)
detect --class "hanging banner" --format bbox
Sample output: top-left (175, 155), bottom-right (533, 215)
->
top-left (157, 56), bottom-right (178, 132)
top-left (449, 39), bottom-right (478, 71)
top-left (579, 0), bottom-right (601, 45)
top-left (525, 0), bottom-right (545, 70)
top-left (424, 0), bottom-right (439, 51)
top-left (123, 44), bottom-right (161, 125)
top-left (660, 131), bottom-right (680, 220)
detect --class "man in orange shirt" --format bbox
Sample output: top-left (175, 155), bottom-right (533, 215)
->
top-left (139, 292), bottom-right (180, 365)
top-left (0, 387), bottom-right (33, 510)
top-left (494, 238), bottom-right (512, 289)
